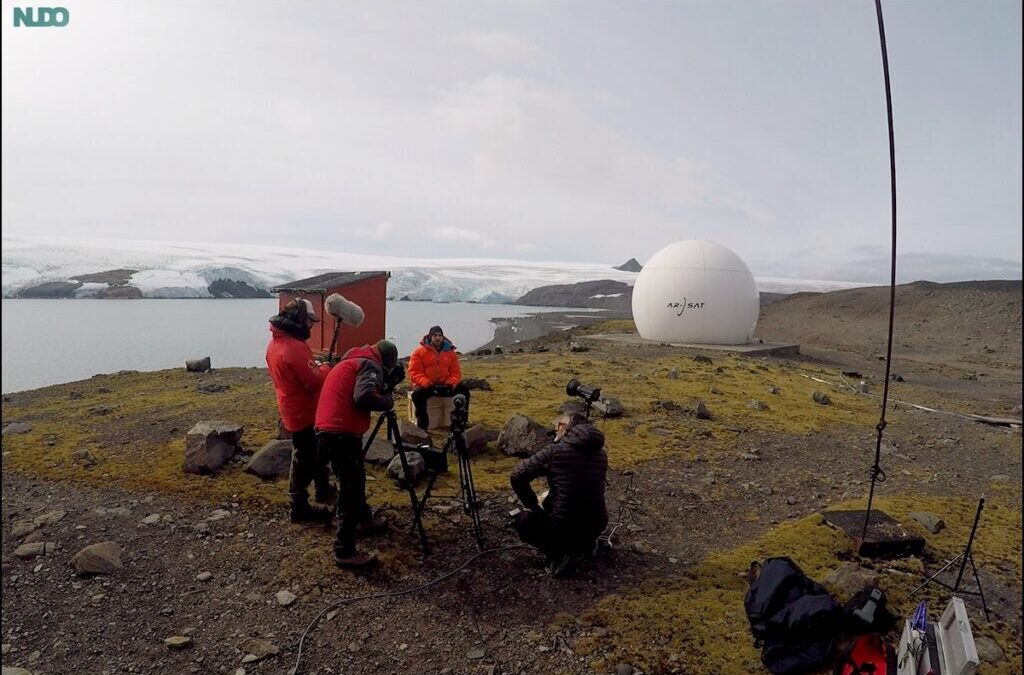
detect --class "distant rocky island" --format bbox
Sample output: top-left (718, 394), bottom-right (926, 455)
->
top-left (12, 268), bottom-right (271, 299)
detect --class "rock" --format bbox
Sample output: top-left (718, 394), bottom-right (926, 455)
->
top-left (748, 399), bottom-right (770, 411)
top-left (275, 590), bottom-right (297, 606)
top-left (910, 512), bottom-right (945, 534)
top-left (693, 354), bottom-right (713, 364)
top-left (961, 373), bottom-right (978, 381)
top-left (857, 381), bottom-right (871, 393)
top-left (71, 541), bottom-right (123, 576)
top-left (164, 635), bottom-right (193, 650)
top-left (387, 452), bottom-right (425, 484)
top-left (667, 368), bottom-right (680, 379)
top-left (974, 636), bottom-right (1005, 663)
top-left (94, 506), bottom-right (131, 518)
top-left (11, 521), bottom-right (39, 538)
top-left (990, 475), bottom-right (1011, 483)
top-left (694, 400), bottom-right (712, 420)
top-left (88, 405), bottom-right (113, 416)
top-left (616, 663), bottom-right (637, 675)
top-left (569, 342), bottom-right (589, 353)
top-left (72, 448), bottom-right (98, 467)
top-left (767, 385), bottom-right (780, 395)
top-left (196, 383), bottom-right (230, 394)
top-left (497, 414), bottom-right (549, 457)
top-left (812, 391), bottom-right (832, 405)
top-left (207, 508), bottom-right (231, 521)
top-left (740, 453), bottom-right (761, 461)
top-left (493, 346), bottom-right (503, 355)
top-left (463, 424), bottom-right (493, 456)
top-left (196, 572), bottom-right (213, 582)
top-left (398, 422), bottom-right (432, 447)
top-left (141, 513), bottom-right (161, 525)
top-left (2, 422), bottom-right (33, 435)
top-left (33, 510), bottom-right (65, 528)
top-left (2, 668), bottom-right (35, 675)
top-left (709, 386), bottom-right (723, 395)
top-left (823, 562), bottom-right (879, 600)
top-left (363, 437), bottom-right (395, 466)
top-left (466, 649), bottom-right (486, 660)
top-left (593, 397), bottom-right (624, 418)
top-left (183, 421), bottom-right (244, 474)
top-left (461, 377), bottom-right (492, 391)
top-left (238, 638), bottom-right (280, 661)
top-left (14, 542), bottom-right (55, 559)
top-left (185, 357), bottom-right (212, 373)
top-left (244, 440), bottom-right (293, 479)
top-left (890, 373), bottom-right (904, 382)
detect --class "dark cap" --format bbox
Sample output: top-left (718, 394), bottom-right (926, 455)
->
top-left (376, 340), bottom-right (398, 369)
top-left (428, 325), bottom-right (444, 337)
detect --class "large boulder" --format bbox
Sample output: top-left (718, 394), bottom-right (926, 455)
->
top-left (398, 421), bottom-right (432, 447)
top-left (72, 541), bottom-right (123, 576)
top-left (364, 437), bottom-right (395, 466)
top-left (497, 415), bottom-right (549, 457)
top-left (463, 424), bottom-right (495, 456)
top-left (387, 452), bottom-right (425, 484)
top-left (245, 440), bottom-right (293, 479)
top-left (184, 421), bottom-right (243, 474)
top-left (185, 357), bottom-right (212, 373)
top-left (461, 378), bottom-right (493, 392)
top-left (593, 397), bottom-right (625, 418)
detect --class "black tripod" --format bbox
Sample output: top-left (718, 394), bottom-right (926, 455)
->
top-left (416, 400), bottom-right (486, 550)
top-left (361, 409), bottom-right (431, 555)
top-left (909, 496), bottom-right (990, 622)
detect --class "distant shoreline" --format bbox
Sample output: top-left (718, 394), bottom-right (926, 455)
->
top-left (478, 309), bottom-right (630, 352)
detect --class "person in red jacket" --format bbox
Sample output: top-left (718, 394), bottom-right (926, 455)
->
top-left (408, 325), bottom-right (470, 429)
top-left (316, 340), bottom-right (400, 568)
top-left (266, 298), bottom-right (336, 524)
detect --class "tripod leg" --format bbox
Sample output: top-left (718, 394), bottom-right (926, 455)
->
top-left (456, 435), bottom-right (485, 549)
top-left (968, 553), bottom-right (991, 622)
top-left (910, 552), bottom-right (964, 596)
top-left (361, 414), bottom-right (387, 460)
top-left (388, 413), bottom-right (431, 555)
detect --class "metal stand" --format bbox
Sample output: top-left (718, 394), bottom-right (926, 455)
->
top-left (910, 497), bottom-right (990, 622)
top-left (362, 409), bottom-right (431, 555)
top-left (414, 406), bottom-right (485, 550)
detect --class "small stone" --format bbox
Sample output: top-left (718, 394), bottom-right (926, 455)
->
top-left (824, 562), bottom-right (879, 600)
top-left (466, 649), bottom-right (486, 660)
top-left (91, 593), bottom-right (106, 602)
top-left (569, 342), bottom-right (589, 353)
top-left (398, 643), bottom-right (409, 651)
top-left (709, 386), bottom-right (723, 395)
top-left (666, 369), bottom-right (680, 379)
top-left (275, 590), bottom-right (297, 606)
top-left (537, 644), bottom-right (551, 652)
top-left (207, 509), bottom-right (231, 521)
top-left (165, 635), bottom-right (193, 650)
top-left (159, 606), bottom-right (174, 616)
top-left (241, 654), bottom-right (258, 664)
top-left (616, 663), bottom-right (637, 675)
top-left (694, 400), bottom-right (712, 420)
top-left (748, 399), bottom-right (770, 411)
top-left (33, 509), bottom-right (66, 528)
top-left (347, 642), bottom-right (360, 653)
top-left (767, 385), bottom-right (780, 395)
top-left (741, 453), bottom-right (761, 461)
top-left (890, 373), bottom-right (904, 382)
top-left (71, 541), bottom-right (123, 576)
top-left (910, 512), bottom-right (945, 534)
top-left (141, 514), bottom-right (161, 525)
top-left (693, 354), bottom-right (713, 364)
top-left (193, 522), bottom-right (210, 535)
top-left (812, 391), bottom-right (832, 405)
top-left (1, 643), bottom-right (11, 656)
top-left (2, 422), bottom-right (33, 435)
top-left (15, 542), bottom-right (55, 559)
top-left (196, 572), bottom-right (213, 582)
top-left (238, 638), bottom-right (279, 661)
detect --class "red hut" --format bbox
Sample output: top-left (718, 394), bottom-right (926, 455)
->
top-left (273, 271), bottom-right (389, 357)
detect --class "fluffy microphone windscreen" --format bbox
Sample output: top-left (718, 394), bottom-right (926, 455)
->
top-left (324, 293), bottom-right (365, 326)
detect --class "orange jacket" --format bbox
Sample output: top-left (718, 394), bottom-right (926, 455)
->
top-left (408, 335), bottom-right (462, 388)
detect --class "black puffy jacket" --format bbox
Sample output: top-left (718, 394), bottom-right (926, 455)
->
top-left (510, 422), bottom-right (608, 544)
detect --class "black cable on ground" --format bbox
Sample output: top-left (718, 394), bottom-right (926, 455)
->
top-left (290, 544), bottom-right (525, 675)
top-left (860, 0), bottom-right (899, 548)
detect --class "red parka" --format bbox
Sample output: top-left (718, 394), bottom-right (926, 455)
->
top-left (315, 345), bottom-right (394, 436)
top-left (408, 336), bottom-right (462, 389)
top-left (266, 323), bottom-right (331, 432)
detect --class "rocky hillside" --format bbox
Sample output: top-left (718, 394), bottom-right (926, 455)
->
top-left (756, 280), bottom-right (1023, 374)
top-left (514, 279), bottom-right (633, 310)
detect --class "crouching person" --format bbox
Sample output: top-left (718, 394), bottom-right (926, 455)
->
top-left (315, 340), bottom-right (400, 568)
top-left (509, 412), bottom-right (608, 576)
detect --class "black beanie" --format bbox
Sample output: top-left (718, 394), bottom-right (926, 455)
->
top-left (428, 325), bottom-right (444, 337)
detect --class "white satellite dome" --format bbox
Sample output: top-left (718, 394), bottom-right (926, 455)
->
top-left (632, 240), bottom-right (759, 345)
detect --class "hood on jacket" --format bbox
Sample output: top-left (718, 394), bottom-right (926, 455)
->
top-left (560, 423), bottom-right (605, 452)
top-left (421, 335), bottom-right (456, 351)
top-left (340, 344), bottom-right (381, 365)
top-left (269, 314), bottom-right (310, 341)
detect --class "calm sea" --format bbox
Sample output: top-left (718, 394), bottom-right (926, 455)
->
top-left (1, 299), bottom-right (569, 393)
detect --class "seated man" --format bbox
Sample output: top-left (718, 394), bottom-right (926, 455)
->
top-left (509, 412), bottom-right (608, 576)
top-left (408, 325), bottom-right (470, 429)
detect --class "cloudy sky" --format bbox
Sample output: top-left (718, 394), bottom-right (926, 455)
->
top-left (2, 0), bottom-right (1021, 283)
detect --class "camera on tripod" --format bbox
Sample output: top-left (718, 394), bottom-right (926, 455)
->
top-left (450, 393), bottom-right (469, 431)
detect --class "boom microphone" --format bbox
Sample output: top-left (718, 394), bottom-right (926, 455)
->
top-left (325, 293), bottom-right (365, 327)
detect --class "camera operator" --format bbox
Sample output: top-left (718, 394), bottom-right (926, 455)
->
top-left (509, 412), bottom-right (608, 576)
top-left (266, 298), bottom-right (336, 524)
top-left (408, 325), bottom-right (471, 430)
top-left (315, 340), bottom-right (402, 568)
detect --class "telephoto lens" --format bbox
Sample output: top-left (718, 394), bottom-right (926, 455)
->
top-left (566, 378), bottom-right (601, 403)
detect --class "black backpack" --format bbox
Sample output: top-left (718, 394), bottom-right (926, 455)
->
top-left (745, 557), bottom-right (843, 674)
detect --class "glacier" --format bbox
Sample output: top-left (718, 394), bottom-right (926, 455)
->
top-left (1, 235), bottom-right (864, 301)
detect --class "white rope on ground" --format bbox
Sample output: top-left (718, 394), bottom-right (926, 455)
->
top-left (796, 371), bottom-right (981, 423)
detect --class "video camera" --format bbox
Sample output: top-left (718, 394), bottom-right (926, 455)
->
top-left (383, 363), bottom-right (406, 393)
top-left (566, 378), bottom-right (601, 403)
top-left (450, 393), bottom-right (469, 432)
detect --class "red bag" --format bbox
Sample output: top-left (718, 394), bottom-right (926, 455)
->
top-left (834, 634), bottom-right (897, 675)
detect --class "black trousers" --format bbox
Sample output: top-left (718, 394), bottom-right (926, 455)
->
top-left (318, 432), bottom-right (372, 557)
top-left (410, 383), bottom-right (471, 428)
top-left (287, 425), bottom-right (333, 506)
top-left (514, 509), bottom-right (598, 559)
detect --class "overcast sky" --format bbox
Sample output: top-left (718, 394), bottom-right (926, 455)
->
top-left (2, 0), bottom-right (1021, 282)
